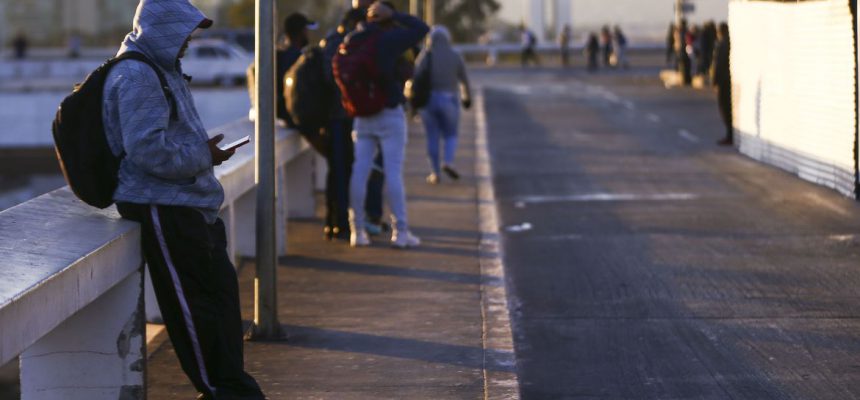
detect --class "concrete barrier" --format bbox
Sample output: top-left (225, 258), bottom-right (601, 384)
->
top-left (0, 119), bottom-right (316, 399)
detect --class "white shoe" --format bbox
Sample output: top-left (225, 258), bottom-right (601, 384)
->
top-left (426, 173), bottom-right (439, 185)
top-left (391, 230), bottom-right (421, 248)
top-left (350, 230), bottom-right (370, 247)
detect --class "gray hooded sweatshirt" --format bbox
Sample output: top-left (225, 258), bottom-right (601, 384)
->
top-left (414, 27), bottom-right (472, 102)
top-left (103, 0), bottom-right (222, 223)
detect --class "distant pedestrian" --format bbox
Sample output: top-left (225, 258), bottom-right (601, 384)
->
top-left (415, 26), bottom-right (472, 185)
top-left (12, 32), bottom-right (27, 60)
top-left (585, 33), bottom-right (599, 72)
top-left (334, 1), bottom-right (429, 248)
top-left (520, 24), bottom-right (540, 67)
top-left (675, 20), bottom-right (692, 85)
top-left (559, 24), bottom-right (572, 67)
top-left (103, 1), bottom-right (264, 398)
top-left (67, 33), bottom-right (82, 59)
top-left (699, 21), bottom-right (717, 80)
top-left (713, 22), bottom-right (733, 146)
top-left (666, 22), bottom-right (676, 66)
top-left (613, 26), bottom-right (629, 69)
top-left (600, 25), bottom-right (613, 68)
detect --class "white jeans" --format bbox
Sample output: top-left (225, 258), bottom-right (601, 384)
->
top-left (350, 107), bottom-right (409, 232)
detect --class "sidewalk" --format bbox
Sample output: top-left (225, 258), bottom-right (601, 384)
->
top-left (146, 96), bottom-right (519, 399)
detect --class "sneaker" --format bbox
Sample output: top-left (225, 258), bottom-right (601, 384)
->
top-left (442, 165), bottom-right (460, 180)
top-left (391, 230), bottom-right (421, 248)
top-left (426, 173), bottom-right (440, 185)
top-left (350, 230), bottom-right (370, 247)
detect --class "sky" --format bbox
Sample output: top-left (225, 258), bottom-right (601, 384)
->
top-left (496, 0), bottom-right (729, 42)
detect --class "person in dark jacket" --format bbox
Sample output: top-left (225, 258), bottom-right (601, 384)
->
top-left (321, 6), bottom-right (387, 240)
top-left (713, 22), bottom-right (733, 146)
top-left (278, 13), bottom-right (317, 126)
top-left (585, 33), bottom-right (600, 72)
top-left (600, 25), bottom-right (613, 68)
top-left (346, 1), bottom-right (429, 248)
top-left (675, 19), bottom-right (692, 85)
top-left (103, 1), bottom-right (264, 398)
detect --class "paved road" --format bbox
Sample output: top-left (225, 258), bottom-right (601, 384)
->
top-left (481, 69), bottom-right (860, 399)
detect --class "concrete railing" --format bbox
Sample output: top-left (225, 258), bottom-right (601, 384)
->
top-left (0, 119), bottom-right (316, 399)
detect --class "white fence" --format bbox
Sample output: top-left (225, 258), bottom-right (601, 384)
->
top-left (0, 120), bottom-right (316, 399)
top-left (730, 0), bottom-right (857, 197)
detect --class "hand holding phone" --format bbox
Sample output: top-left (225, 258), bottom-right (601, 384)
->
top-left (219, 135), bottom-right (251, 152)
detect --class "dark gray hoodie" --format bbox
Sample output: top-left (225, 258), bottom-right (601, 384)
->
top-left (103, 0), bottom-right (222, 223)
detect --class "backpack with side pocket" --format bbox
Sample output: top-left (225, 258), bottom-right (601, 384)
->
top-left (332, 29), bottom-right (387, 118)
top-left (52, 51), bottom-right (176, 209)
top-left (285, 46), bottom-right (333, 133)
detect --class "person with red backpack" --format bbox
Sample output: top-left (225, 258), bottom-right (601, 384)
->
top-left (334, 1), bottom-right (429, 248)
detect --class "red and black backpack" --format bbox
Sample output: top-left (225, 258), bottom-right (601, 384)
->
top-left (332, 30), bottom-right (388, 118)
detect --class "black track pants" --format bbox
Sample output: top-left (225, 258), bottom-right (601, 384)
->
top-left (117, 203), bottom-right (264, 400)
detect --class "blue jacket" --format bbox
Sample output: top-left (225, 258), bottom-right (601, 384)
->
top-left (102, 0), bottom-right (222, 223)
top-left (351, 13), bottom-right (429, 108)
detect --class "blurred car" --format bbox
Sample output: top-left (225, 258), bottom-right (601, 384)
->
top-left (181, 39), bottom-right (252, 86)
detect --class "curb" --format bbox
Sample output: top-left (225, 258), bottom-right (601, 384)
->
top-left (475, 89), bottom-right (521, 400)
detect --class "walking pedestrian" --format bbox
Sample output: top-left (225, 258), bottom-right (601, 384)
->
top-left (12, 31), bottom-right (27, 60)
top-left (335, 1), bottom-right (429, 248)
top-left (585, 33), bottom-right (600, 72)
top-left (675, 19), bottom-right (692, 85)
top-left (713, 22), bottom-right (733, 146)
top-left (102, 1), bottom-right (264, 398)
top-left (700, 21), bottom-right (717, 81)
top-left (415, 26), bottom-right (472, 185)
top-left (559, 24), bottom-right (572, 68)
top-left (600, 25), bottom-right (613, 68)
top-left (613, 26), bottom-right (629, 69)
top-left (666, 22), bottom-right (676, 67)
top-left (520, 24), bottom-right (540, 67)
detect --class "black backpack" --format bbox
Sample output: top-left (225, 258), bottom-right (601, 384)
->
top-left (52, 51), bottom-right (175, 209)
top-left (285, 46), bottom-right (332, 133)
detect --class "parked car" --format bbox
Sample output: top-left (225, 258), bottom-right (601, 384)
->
top-left (195, 29), bottom-right (255, 53)
top-left (181, 39), bottom-right (252, 86)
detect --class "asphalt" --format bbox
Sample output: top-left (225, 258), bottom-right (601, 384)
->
top-left (146, 96), bottom-right (518, 399)
top-left (482, 68), bottom-right (860, 399)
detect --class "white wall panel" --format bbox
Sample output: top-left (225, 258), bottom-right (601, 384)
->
top-left (730, 0), bottom-right (857, 197)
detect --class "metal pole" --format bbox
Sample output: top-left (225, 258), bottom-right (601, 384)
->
top-left (675, 0), bottom-right (684, 27)
top-left (425, 0), bottom-right (435, 25)
top-left (252, 0), bottom-right (281, 339)
top-left (410, 0), bottom-right (420, 17)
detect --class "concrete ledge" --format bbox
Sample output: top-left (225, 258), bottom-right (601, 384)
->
top-left (0, 188), bottom-right (141, 366)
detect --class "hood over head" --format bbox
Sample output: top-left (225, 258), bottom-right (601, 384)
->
top-left (428, 25), bottom-right (452, 50)
top-left (119, 0), bottom-right (212, 70)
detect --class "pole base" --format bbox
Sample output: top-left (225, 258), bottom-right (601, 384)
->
top-left (245, 322), bottom-right (287, 342)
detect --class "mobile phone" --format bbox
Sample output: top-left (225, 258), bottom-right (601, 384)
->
top-left (220, 135), bottom-right (250, 151)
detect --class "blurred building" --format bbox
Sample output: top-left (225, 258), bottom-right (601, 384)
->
top-left (1, 0), bottom-right (138, 46)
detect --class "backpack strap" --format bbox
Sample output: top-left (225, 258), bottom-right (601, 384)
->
top-left (113, 51), bottom-right (179, 121)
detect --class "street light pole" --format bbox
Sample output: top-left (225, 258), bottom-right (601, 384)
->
top-left (675, 0), bottom-right (685, 26)
top-left (425, 0), bottom-right (435, 25)
top-left (252, 0), bottom-right (281, 340)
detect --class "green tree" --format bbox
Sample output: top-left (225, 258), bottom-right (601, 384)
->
top-left (432, 0), bottom-right (501, 43)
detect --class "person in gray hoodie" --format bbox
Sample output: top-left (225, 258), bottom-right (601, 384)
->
top-left (102, 1), bottom-right (265, 398)
top-left (414, 26), bottom-right (472, 184)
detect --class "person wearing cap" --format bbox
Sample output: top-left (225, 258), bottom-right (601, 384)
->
top-left (102, 1), bottom-right (265, 398)
top-left (277, 12), bottom-right (318, 126)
